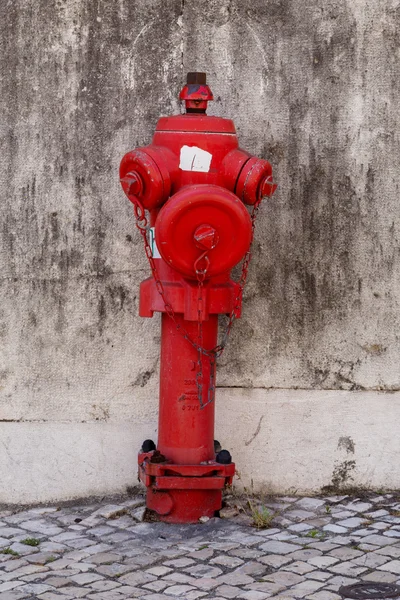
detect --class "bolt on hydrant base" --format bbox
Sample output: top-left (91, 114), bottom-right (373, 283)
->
top-left (120, 72), bottom-right (277, 523)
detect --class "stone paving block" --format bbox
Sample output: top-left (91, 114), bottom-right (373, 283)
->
top-left (366, 509), bottom-right (389, 518)
top-left (189, 548), bottom-right (214, 560)
top-left (282, 560), bottom-right (315, 574)
top-left (335, 517), bottom-right (367, 528)
top-left (253, 528), bottom-right (281, 537)
top-left (237, 591), bottom-right (270, 600)
top-left (7, 543), bottom-right (39, 556)
top-left (307, 592), bottom-right (341, 600)
top-left (17, 582), bottom-right (52, 595)
top-left (0, 529), bottom-right (28, 540)
top-left (184, 564), bottom-right (222, 578)
top-left (353, 528), bottom-right (379, 537)
top-left (285, 510), bottom-right (316, 522)
top-left (326, 536), bottom-right (362, 546)
top-left (189, 576), bottom-right (220, 590)
top-left (357, 543), bottom-right (380, 552)
top-left (384, 530), bottom-right (400, 538)
top-left (328, 547), bottom-right (363, 560)
top-left (138, 592), bottom-right (172, 600)
top-left (0, 583), bottom-right (23, 593)
top-left (44, 575), bottom-right (76, 587)
top-left (327, 560), bottom-right (368, 577)
top-left (1, 559), bottom-right (27, 572)
top-left (87, 580), bottom-right (122, 592)
top-left (70, 572), bottom-right (104, 585)
top-left (323, 524), bottom-right (347, 534)
top-left (263, 571), bottom-right (303, 586)
top-left (362, 570), bottom-right (399, 582)
top-left (39, 541), bottom-right (68, 553)
top-left (268, 532), bottom-right (297, 542)
top-left (19, 521), bottom-right (63, 537)
top-left (142, 580), bottom-right (170, 592)
top-left (245, 581), bottom-right (286, 595)
top-left (163, 584), bottom-right (197, 596)
top-left (103, 533), bottom-right (133, 544)
top-left (24, 552), bottom-right (57, 564)
top-left (344, 502), bottom-right (372, 512)
top-left (0, 591), bottom-right (28, 600)
top-left (258, 540), bottom-right (298, 554)
top-left (235, 561), bottom-right (267, 576)
top-left (210, 554), bottom-right (244, 568)
top-left (230, 548), bottom-right (263, 560)
top-left (84, 543), bottom-right (114, 556)
top-left (288, 523), bottom-right (313, 533)
top-left (307, 542), bottom-right (340, 552)
top-left (377, 559), bottom-right (400, 574)
top-left (331, 511), bottom-right (357, 519)
top-left (162, 572), bottom-right (197, 585)
top-left (57, 584), bottom-right (90, 597)
top-left (362, 534), bottom-right (397, 546)
top-left (90, 552), bottom-right (122, 565)
top-left (215, 572), bottom-right (255, 586)
top-left (324, 575), bottom-right (359, 589)
top-left (293, 499), bottom-right (326, 511)
top-left (163, 557), bottom-right (195, 568)
top-left (352, 551), bottom-right (389, 568)
top-left (96, 563), bottom-right (138, 577)
top-left (308, 556), bottom-right (339, 569)
top-left (375, 545), bottom-right (400, 557)
top-left (287, 549), bottom-right (322, 561)
top-left (118, 572), bottom-right (156, 587)
top-left (284, 579), bottom-right (324, 597)
top-left (215, 584), bottom-right (241, 598)
top-left (257, 554), bottom-right (293, 567)
top-left (124, 554), bottom-right (159, 568)
top-left (38, 593), bottom-right (68, 600)
top-left (184, 591), bottom-right (208, 600)
top-left (304, 570), bottom-right (333, 581)
top-left (145, 566), bottom-right (173, 577)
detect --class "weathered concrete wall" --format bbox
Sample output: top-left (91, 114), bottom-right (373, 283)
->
top-left (1, 0), bottom-right (400, 502)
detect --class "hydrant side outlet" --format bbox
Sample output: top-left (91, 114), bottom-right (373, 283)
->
top-left (120, 73), bottom-right (277, 523)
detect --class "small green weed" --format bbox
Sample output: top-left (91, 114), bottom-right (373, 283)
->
top-left (306, 529), bottom-right (325, 539)
top-left (198, 544), bottom-right (209, 550)
top-left (21, 538), bottom-right (40, 547)
top-left (247, 500), bottom-right (275, 529)
top-left (325, 505), bottom-right (331, 514)
top-left (2, 547), bottom-right (19, 557)
top-left (45, 556), bottom-right (56, 563)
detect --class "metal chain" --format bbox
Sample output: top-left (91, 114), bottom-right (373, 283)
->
top-left (132, 197), bottom-right (261, 409)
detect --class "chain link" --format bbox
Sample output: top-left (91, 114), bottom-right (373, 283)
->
top-left (132, 197), bottom-right (261, 409)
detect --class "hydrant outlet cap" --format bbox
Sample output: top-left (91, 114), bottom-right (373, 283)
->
top-left (155, 185), bottom-right (252, 280)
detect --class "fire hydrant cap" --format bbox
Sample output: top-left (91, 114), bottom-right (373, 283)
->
top-left (155, 184), bottom-right (252, 279)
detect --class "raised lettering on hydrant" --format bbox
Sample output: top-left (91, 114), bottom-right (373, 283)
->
top-left (120, 73), bottom-right (277, 523)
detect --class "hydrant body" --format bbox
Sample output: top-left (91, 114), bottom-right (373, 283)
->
top-left (120, 74), bottom-right (276, 523)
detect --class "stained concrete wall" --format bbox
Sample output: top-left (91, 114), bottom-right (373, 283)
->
top-left (1, 0), bottom-right (400, 503)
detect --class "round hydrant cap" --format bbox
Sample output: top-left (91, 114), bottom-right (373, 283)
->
top-left (155, 184), bottom-right (252, 280)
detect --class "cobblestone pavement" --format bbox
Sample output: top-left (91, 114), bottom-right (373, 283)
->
top-left (2, 492), bottom-right (400, 600)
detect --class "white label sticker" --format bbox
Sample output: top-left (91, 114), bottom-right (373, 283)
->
top-left (179, 145), bottom-right (212, 172)
top-left (149, 227), bottom-right (161, 259)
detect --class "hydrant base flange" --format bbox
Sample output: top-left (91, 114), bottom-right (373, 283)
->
top-left (138, 452), bottom-right (235, 523)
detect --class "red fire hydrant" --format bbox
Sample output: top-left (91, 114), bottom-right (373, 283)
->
top-left (120, 73), bottom-right (277, 523)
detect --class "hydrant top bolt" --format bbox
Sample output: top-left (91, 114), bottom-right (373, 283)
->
top-left (186, 72), bottom-right (207, 85)
top-left (194, 224), bottom-right (219, 250)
